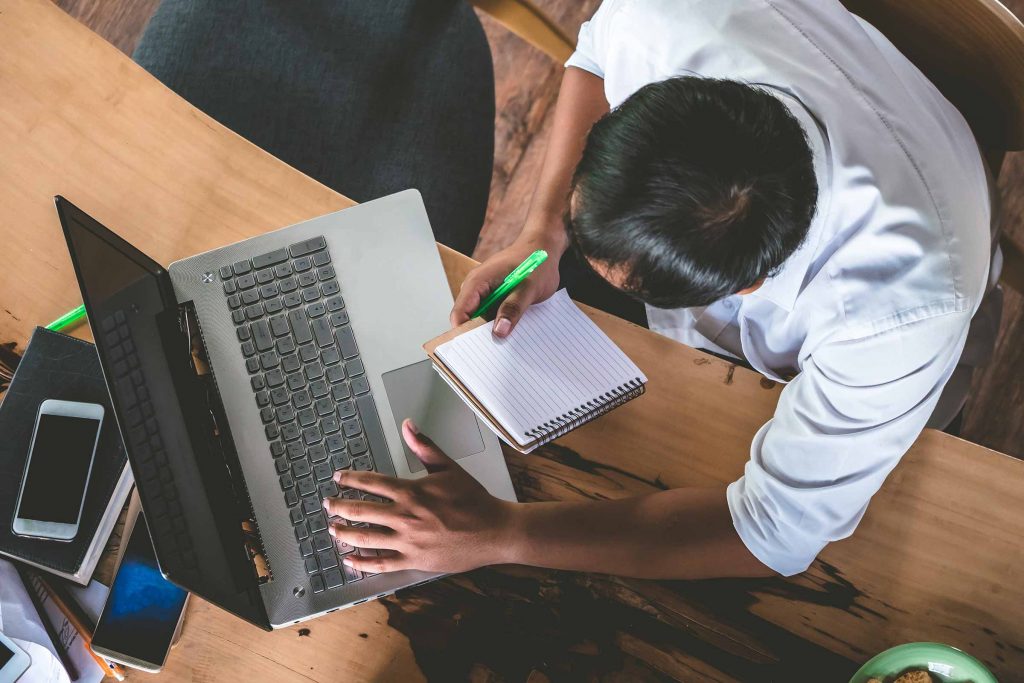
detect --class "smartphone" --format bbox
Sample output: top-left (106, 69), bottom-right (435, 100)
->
top-left (12, 399), bottom-right (104, 541)
top-left (90, 508), bottom-right (189, 673)
top-left (0, 631), bottom-right (31, 683)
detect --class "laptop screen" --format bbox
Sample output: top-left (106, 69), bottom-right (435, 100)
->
top-left (56, 196), bottom-right (270, 629)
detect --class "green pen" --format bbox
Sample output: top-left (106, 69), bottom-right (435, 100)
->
top-left (46, 304), bottom-right (87, 333)
top-left (471, 250), bottom-right (549, 319)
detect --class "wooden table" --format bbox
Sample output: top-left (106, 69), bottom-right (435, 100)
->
top-left (2, 1), bottom-right (1022, 680)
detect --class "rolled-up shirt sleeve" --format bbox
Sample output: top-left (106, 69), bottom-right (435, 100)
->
top-left (727, 310), bottom-right (971, 576)
top-left (564, 0), bottom-right (623, 77)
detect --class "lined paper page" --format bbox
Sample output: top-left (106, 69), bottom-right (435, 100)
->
top-left (435, 290), bottom-right (646, 445)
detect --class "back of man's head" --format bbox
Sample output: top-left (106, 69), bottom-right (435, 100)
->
top-left (570, 77), bottom-right (818, 308)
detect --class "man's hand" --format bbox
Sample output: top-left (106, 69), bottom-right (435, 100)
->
top-left (450, 229), bottom-right (565, 337)
top-left (323, 419), bottom-right (515, 575)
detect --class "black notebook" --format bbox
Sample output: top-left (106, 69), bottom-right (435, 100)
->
top-left (0, 327), bottom-right (133, 584)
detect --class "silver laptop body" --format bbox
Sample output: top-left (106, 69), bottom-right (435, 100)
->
top-left (168, 190), bottom-right (515, 627)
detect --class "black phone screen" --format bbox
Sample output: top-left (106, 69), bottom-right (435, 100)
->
top-left (18, 413), bottom-right (100, 523)
top-left (0, 642), bottom-right (13, 668)
top-left (91, 514), bottom-right (189, 666)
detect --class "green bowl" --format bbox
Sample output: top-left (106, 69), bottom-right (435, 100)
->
top-left (849, 642), bottom-right (998, 683)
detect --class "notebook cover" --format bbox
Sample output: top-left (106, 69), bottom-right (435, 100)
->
top-left (0, 327), bottom-right (129, 582)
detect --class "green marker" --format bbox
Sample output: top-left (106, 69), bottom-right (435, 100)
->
top-left (46, 304), bottom-right (87, 333)
top-left (471, 250), bottom-right (548, 319)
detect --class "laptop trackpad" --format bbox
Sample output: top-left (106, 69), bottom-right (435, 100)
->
top-left (381, 360), bottom-right (485, 473)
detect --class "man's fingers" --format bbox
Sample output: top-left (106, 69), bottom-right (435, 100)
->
top-left (402, 419), bottom-right (454, 473)
top-left (333, 470), bottom-right (408, 499)
top-left (322, 498), bottom-right (397, 526)
top-left (451, 276), bottom-right (495, 327)
top-left (343, 549), bottom-right (407, 574)
top-left (328, 520), bottom-right (398, 551)
top-left (492, 279), bottom-right (541, 338)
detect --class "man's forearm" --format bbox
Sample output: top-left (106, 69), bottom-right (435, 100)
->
top-left (522, 66), bottom-right (609, 247)
top-left (497, 488), bottom-right (774, 580)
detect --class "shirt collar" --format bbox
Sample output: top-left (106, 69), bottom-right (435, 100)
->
top-left (745, 86), bottom-right (833, 312)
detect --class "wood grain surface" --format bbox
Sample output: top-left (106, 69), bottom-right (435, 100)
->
top-left (2, 1), bottom-right (1022, 681)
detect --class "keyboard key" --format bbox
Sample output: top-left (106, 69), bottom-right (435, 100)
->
top-left (289, 236), bottom-right (327, 258)
top-left (308, 443), bottom-right (328, 463)
top-left (265, 423), bottom-right (280, 441)
top-left (251, 320), bottom-right (274, 351)
top-left (237, 325), bottom-right (252, 342)
top-left (224, 279), bottom-right (238, 294)
top-left (260, 351), bottom-right (280, 369)
top-left (241, 289), bottom-right (260, 306)
top-left (288, 309), bottom-right (313, 344)
top-left (260, 407), bottom-right (274, 424)
top-left (281, 354), bottom-right (301, 373)
top-left (302, 426), bottom-right (322, 446)
top-left (342, 563), bottom-right (363, 583)
top-left (227, 293), bottom-right (241, 309)
top-left (271, 387), bottom-right (289, 405)
top-left (277, 405), bottom-right (296, 423)
top-left (337, 400), bottom-right (356, 420)
top-left (283, 292), bottom-right (303, 307)
top-left (329, 310), bottom-right (349, 327)
top-left (302, 496), bottom-right (321, 515)
top-left (335, 326), bottom-right (358, 358)
top-left (302, 287), bottom-right (320, 303)
top-left (242, 340), bottom-right (256, 357)
top-left (287, 372), bottom-right (306, 391)
top-left (330, 381), bottom-right (350, 401)
top-left (299, 539), bottom-right (314, 557)
top-left (292, 459), bottom-right (311, 478)
top-left (298, 271), bottom-right (318, 288)
top-left (310, 574), bottom-right (326, 594)
top-left (252, 248), bottom-right (289, 269)
top-left (246, 357), bottom-right (260, 374)
top-left (351, 376), bottom-right (370, 395)
top-left (256, 268), bottom-right (274, 285)
top-left (265, 368), bottom-right (286, 387)
top-left (305, 361), bottom-right (325, 380)
top-left (232, 260), bottom-right (252, 275)
top-left (310, 379), bottom-right (330, 398)
top-left (274, 262), bottom-right (293, 278)
top-left (348, 435), bottom-right (368, 455)
top-left (316, 264), bottom-right (335, 280)
top-left (259, 282), bottom-right (279, 298)
top-left (317, 397), bottom-right (336, 417)
top-left (309, 511), bottom-right (328, 533)
top-left (320, 480), bottom-right (339, 498)
top-left (294, 523), bottom-right (310, 541)
top-left (298, 476), bottom-right (317, 496)
top-left (293, 389), bottom-right (312, 409)
top-left (321, 346), bottom-right (341, 366)
top-left (326, 435), bottom-right (346, 453)
top-left (317, 548), bottom-right (338, 570)
top-left (236, 273), bottom-right (256, 289)
top-left (270, 441), bottom-right (286, 457)
top-left (279, 473), bottom-right (295, 490)
top-left (219, 265), bottom-right (234, 280)
top-left (311, 317), bottom-right (334, 347)
top-left (294, 256), bottom-right (312, 271)
top-left (312, 250), bottom-right (331, 267)
top-left (324, 567), bottom-right (344, 589)
top-left (281, 423), bottom-right (301, 441)
top-left (256, 389), bottom-right (270, 407)
top-left (314, 461), bottom-right (334, 481)
top-left (287, 442), bottom-right (305, 460)
top-left (232, 310), bottom-right (245, 324)
top-left (321, 280), bottom-right (341, 297)
top-left (343, 419), bottom-right (362, 437)
top-left (269, 314), bottom-right (290, 337)
top-left (321, 415), bottom-right (340, 434)
top-left (285, 488), bottom-right (299, 507)
top-left (353, 455), bottom-right (373, 471)
top-left (345, 358), bottom-right (364, 377)
top-left (307, 301), bottom-right (326, 318)
top-left (245, 303), bottom-right (265, 320)
top-left (332, 451), bottom-right (352, 470)
top-left (326, 295), bottom-right (345, 312)
top-left (312, 531), bottom-right (333, 552)
top-left (277, 337), bottom-right (297, 355)
top-left (305, 557), bottom-right (320, 575)
top-left (280, 277), bottom-right (298, 293)
top-left (275, 457), bottom-right (290, 474)
top-left (290, 507), bottom-right (304, 525)
top-left (265, 297), bottom-right (283, 314)
top-left (298, 408), bottom-right (317, 427)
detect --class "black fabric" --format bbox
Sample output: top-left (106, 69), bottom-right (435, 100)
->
top-left (133, 0), bottom-right (495, 255)
top-left (0, 328), bottom-right (128, 579)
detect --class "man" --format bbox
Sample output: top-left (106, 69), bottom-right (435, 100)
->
top-left (325, 0), bottom-right (1001, 579)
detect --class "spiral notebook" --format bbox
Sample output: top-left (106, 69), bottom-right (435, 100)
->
top-left (423, 290), bottom-right (647, 453)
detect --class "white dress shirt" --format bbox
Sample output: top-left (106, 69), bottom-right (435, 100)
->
top-left (567, 0), bottom-right (1000, 576)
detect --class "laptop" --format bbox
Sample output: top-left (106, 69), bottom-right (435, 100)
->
top-left (56, 190), bottom-right (516, 629)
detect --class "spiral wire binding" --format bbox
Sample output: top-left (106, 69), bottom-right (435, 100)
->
top-left (524, 377), bottom-right (646, 445)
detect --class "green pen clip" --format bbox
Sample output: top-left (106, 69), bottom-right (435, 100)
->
top-left (471, 249), bottom-right (548, 319)
top-left (46, 304), bottom-right (87, 333)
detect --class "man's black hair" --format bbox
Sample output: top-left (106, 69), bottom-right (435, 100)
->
top-left (569, 77), bottom-right (818, 309)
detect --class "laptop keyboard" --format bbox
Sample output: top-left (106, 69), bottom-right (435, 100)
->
top-left (220, 236), bottom-right (390, 594)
